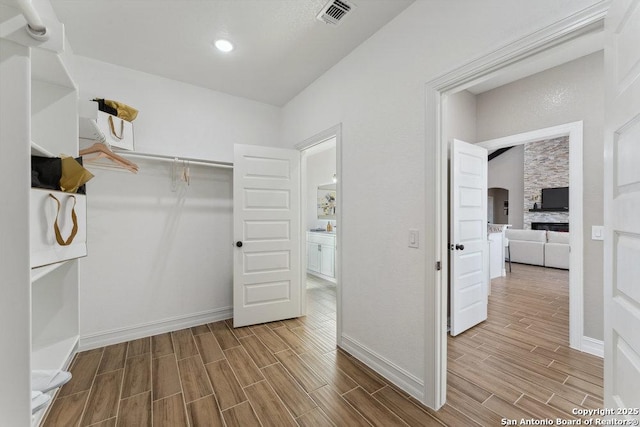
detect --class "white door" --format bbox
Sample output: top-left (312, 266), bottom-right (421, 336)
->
top-left (450, 139), bottom-right (488, 336)
top-left (603, 0), bottom-right (640, 414)
top-left (233, 144), bottom-right (301, 327)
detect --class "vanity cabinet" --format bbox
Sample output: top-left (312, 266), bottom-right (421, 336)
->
top-left (306, 232), bottom-right (336, 282)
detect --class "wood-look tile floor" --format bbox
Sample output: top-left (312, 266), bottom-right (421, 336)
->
top-left (43, 266), bottom-right (603, 426)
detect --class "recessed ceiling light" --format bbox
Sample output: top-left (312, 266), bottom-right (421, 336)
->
top-left (214, 39), bottom-right (234, 53)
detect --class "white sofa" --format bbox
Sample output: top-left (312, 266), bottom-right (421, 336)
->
top-left (544, 231), bottom-right (570, 269)
top-left (505, 229), bottom-right (569, 269)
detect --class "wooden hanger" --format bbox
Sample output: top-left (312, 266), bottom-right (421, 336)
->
top-left (79, 143), bottom-right (139, 173)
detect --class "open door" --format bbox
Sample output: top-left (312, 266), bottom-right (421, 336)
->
top-left (233, 144), bottom-right (301, 327)
top-left (450, 139), bottom-right (488, 336)
top-left (603, 0), bottom-right (640, 414)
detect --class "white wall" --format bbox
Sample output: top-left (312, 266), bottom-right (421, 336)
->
top-left (446, 90), bottom-right (477, 143)
top-left (281, 0), bottom-right (601, 398)
top-left (476, 51), bottom-right (604, 340)
top-left (70, 56), bottom-right (281, 164)
top-left (79, 161), bottom-right (233, 347)
top-left (306, 145), bottom-right (337, 230)
top-left (69, 56), bottom-right (282, 346)
top-left (487, 146), bottom-right (525, 228)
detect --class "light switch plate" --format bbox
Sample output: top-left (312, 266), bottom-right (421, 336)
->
top-left (591, 225), bottom-right (604, 241)
top-left (409, 229), bottom-right (419, 248)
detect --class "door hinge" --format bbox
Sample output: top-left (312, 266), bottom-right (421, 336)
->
top-left (436, 261), bottom-right (441, 271)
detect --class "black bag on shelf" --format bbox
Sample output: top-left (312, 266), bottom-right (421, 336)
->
top-left (91, 98), bottom-right (118, 116)
top-left (31, 156), bottom-right (89, 195)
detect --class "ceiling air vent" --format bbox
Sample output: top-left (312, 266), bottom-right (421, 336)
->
top-left (317, 0), bottom-right (356, 26)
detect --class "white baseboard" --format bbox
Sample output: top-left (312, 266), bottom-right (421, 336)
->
top-left (341, 334), bottom-right (424, 400)
top-left (78, 306), bottom-right (233, 351)
top-left (581, 336), bottom-right (604, 358)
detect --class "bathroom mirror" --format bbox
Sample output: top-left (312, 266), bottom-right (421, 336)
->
top-left (317, 183), bottom-right (336, 219)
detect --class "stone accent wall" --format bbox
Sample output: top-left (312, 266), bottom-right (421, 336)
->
top-left (523, 136), bottom-right (569, 229)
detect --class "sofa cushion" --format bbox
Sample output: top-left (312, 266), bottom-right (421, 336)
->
top-left (508, 240), bottom-right (545, 266)
top-left (545, 243), bottom-right (569, 269)
top-left (547, 231), bottom-right (570, 244)
top-left (506, 229), bottom-right (547, 243)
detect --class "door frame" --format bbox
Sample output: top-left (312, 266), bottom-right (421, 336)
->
top-left (477, 121), bottom-right (584, 347)
top-left (295, 124), bottom-right (343, 347)
top-left (423, 3), bottom-right (609, 409)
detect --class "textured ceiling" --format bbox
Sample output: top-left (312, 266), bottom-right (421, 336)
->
top-left (51, 0), bottom-right (414, 106)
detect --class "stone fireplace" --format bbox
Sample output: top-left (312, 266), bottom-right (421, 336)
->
top-left (523, 136), bottom-right (569, 229)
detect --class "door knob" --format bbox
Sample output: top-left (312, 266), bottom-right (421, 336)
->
top-left (236, 241), bottom-right (243, 248)
top-left (455, 244), bottom-right (465, 250)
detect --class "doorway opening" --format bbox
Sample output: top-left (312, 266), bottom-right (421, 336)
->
top-left (488, 188), bottom-right (509, 224)
top-left (296, 124), bottom-right (342, 347)
top-left (424, 4), bottom-right (606, 409)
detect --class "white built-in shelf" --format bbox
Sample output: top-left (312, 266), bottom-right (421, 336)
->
top-left (31, 335), bottom-right (78, 371)
top-left (31, 48), bottom-right (76, 89)
top-left (31, 260), bottom-right (70, 283)
top-left (30, 140), bottom-right (55, 158)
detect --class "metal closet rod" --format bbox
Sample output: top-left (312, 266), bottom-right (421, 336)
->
top-left (113, 150), bottom-right (233, 169)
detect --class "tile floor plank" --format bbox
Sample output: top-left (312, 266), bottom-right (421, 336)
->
top-left (222, 401), bottom-right (261, 427)
top-left (171, 329), bottom-right (199, 360)
top-left (299, 351), bottom-right (358, 394)
top-left (152, 354), bottom-right (181, 401)
top-left (343, 386), bottom-right (409, 427)
top-left (204, 359), bottom-right (247, 410)
top-left (225, 319), bottom-right (254, 338)
top-left (152, 333), bottom-right (174, 358)
top-left (153, 393), bottom-right (189, 427)
top-left (121, 353), bottom-right (151, 399)
top-left (371, 386), bottom-right (443, 427)
top-left (295, 407), bottom-right (336, 427)
top-left (327, 349), bottom-right (386, 394)
top-left (244, 380), bottom-right (299, 427)
top-left (309, 385), bottom-right (371, 427)
top-left (97, 343), bottom-right (127, 374)
top-left (191, 324), bottom-right (211, 336)
top-left (275, 349), bottom-right (327, 392)
top-left (209, 320), bottom-right (241, 350)
top-left (224, 346), bottom-right (264, 387)
top-left (239, 334), bottom-right (278, 368)
top-left (261, 363), bottom-right (317, 417)
top-left (250, 324), bottom-right (290, 353)
top-left (127, 337), bottom-right (150, 358)
top-left (177, 355), bottom-right (214, 403)
top-left (42, 390), bottom-right (90, 427)
top-left (57, 352), bottom-right (103, 398)
top-left (445, 385), bottom-right (503, 426)
top-left (187, 395), bottom-right (225, 427)
top-left (482, 394), bottom-right (538, 421)
top-left (80, 369), bottom-right (123, 426)
top-left (117, 390), bottom-right (151, 427)
top-left (194, 332), bottom-right (225, 364)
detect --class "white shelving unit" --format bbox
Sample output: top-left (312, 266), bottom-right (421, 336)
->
top-left (28, 44), bottom-right (80, 426)
top-left (0, 4), bottom-right (81, 422)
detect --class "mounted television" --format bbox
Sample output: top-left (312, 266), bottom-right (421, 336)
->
top-left (542, 186), bottom-right (569, 210)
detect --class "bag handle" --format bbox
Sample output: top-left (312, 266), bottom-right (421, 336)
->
top-left (108, 115), bottom-right (125, 140)
top-left (49, 194), bottom-right (78, 246)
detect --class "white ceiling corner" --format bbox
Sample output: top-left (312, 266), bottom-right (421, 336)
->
top-left (50, 0), bottom-right (415, 106)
